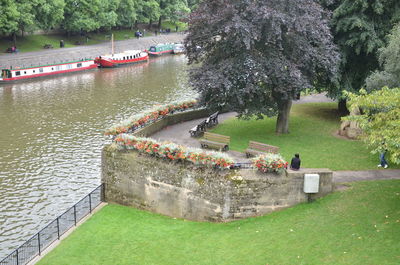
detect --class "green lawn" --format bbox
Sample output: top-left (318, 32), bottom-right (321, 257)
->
top-left (38, 180), bottom-right (400, 265)
top-left (210, 102), bottom-right (398, 171)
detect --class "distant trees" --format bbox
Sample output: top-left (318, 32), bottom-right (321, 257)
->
top-left (185, 0), bottom-right (339, 134)
top-left (0, 0), bottom-right (191, 40)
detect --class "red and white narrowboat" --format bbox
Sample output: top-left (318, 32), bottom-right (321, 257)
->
top-left (94, 50), bottom-right (148, 68)
top-left (0, 59), bottom-right (97, 83)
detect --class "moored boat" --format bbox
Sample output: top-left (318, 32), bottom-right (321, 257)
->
top-left (94, 50), bottom-right (148, 68)
top-left (147, 43), bottom-right (174, 56)
top-left (173, 43), bottom-right (185, 54)
top-left (0, 59), bottom-right (97, 83)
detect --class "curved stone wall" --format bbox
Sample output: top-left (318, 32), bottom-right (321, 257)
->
top-left (102, 144), bottom-right (333, 222)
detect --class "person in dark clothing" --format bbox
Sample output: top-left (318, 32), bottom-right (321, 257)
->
top-left (290, 153), bottom-right (301, 170)
top-left (378, 142), bottom-right (389, 168)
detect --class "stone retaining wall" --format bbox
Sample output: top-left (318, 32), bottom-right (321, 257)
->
top-left (133, 108), bottom-right (210, 137)
top-left (102, 144), bottom-right (333, 222)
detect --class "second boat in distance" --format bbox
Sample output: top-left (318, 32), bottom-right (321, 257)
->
top-left (95, 50), bottom-right (149, 68)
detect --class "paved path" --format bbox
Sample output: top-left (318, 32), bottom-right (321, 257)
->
top-left (0, 33), bottom-right (186, 69)
top-left (152, 94), bottom-right (400, 183)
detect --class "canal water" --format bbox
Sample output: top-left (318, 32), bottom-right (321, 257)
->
top-left (0, 55), bottom-right (193, 258)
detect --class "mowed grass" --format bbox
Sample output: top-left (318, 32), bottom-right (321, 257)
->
top-left (38, 180), bottom-right (400, 265)
top-left (210, 102), bottom-right (398, 170)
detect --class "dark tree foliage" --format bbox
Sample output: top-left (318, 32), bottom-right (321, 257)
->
top-left (322, 0), bottom-right (400, 110)
top-left (185, 0), bottom-right (339, 134)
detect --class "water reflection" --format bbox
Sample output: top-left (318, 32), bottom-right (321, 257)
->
top-left (0, 55), bottom-right (194, 258)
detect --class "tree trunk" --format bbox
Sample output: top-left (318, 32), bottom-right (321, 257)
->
top-left (12, 32), bottom-right (17, 46)
top-left (338, 98), bottom-right (349, 115)
top-left (149, 19), bottom-right (152, 28)
top-left (158, 17), bottom-right (162, 29)
top-left (275, 99), bottom-right (292, 134)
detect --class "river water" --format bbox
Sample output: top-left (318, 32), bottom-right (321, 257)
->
top-left (0, 55), bottom-right (192, 258)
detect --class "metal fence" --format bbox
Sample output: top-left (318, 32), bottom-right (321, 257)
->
top-left (0, 184), bottom-right (104, 265)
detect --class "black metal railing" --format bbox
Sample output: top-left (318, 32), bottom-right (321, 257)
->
top-left (0, 184), bottom-right (104, 265)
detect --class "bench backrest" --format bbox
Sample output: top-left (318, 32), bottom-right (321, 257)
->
top-left (248, 141), bottom-right (279, 153)
top-left (204, 132), bottom-right (230, 144)
top-left (210, 111), bottom-right (219, 118)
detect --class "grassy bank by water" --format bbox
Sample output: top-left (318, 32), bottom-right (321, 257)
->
top-left (211, 102), bottom-right (398, 171)
top-left (0, 22), bottom-right (187, 54)
top-left (38, 180), bottom-right (400, 265)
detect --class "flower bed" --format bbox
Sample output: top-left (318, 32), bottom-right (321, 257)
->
top-left (253, 153), bottom-right (288, 173)
top-left (105, 99), bottom-right (198, 136)
top-left (114, 134), bottom-right (235, 169)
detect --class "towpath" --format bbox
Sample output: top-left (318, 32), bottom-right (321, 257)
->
top-left (151, 94), bottom-right (400, 183)
top-left (0, 33), bottom-right (186, 69)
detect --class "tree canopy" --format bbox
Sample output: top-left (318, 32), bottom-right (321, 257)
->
top-left (323, 0), bottom-right (400, 101)
top-left (185, 0), bottom-right (339, 134)
top-left (344, 87), bottom-right (400, 164)
top-left (0, 0), bottom-right (192, 38)
top-left (366, 23), bottom-right (400, 91)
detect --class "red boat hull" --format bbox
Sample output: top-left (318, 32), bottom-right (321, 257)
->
top-left (95, 55), bottom-right (148, 68)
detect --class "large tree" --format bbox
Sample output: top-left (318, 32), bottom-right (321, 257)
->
top-left (116, 0), bottom-right (138, 29)
top-left (33, 0), bottom-right (65, 31)
top-left (136, 0), bottom-right (160, 27)
top-left (63, 0), bottom-right (101, 34)
top-left (366, 23), bottom-right (400, 91)
top-left (323, 0), bottom-right (400, 112)
top-left (0, 0), bottom-right (20, 38)
top-left (185, 0), bottom-right (339, 134)
top-left (157, 0), bottom-right (189, 27)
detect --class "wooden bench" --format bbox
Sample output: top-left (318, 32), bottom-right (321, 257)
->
top-left (245, 141), bottom-right (279, 157)
top-left (205, 111), bottom-right (219, 128)
top-left (189, 120), bottom-right (207, 137)
top-left (200, 132), bottom-right (230, 151)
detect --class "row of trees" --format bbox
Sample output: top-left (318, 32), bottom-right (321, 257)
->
top-left (185, 0), bottom-right (399, 162)
top-left (0, 0), bottom-right (201, 41)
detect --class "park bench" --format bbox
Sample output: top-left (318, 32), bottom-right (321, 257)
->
top-left (189, 120), bottom-right (207, 137)
top-left (205, 111), bottom-right (219, 128)
top-left (245, 141), bottom-right (279, 158)
top-left (200, 132), bottom-right (230, 151)
top-left (43, 44), bottom-right (53, 49)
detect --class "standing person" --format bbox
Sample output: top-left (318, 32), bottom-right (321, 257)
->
top-left (378, 143), bottom-right (389, 168)
top-left (290, 153), bottom-right (301, 170)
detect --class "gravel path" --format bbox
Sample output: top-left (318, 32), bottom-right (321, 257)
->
top-left (0, 33), bottom-right (186, 68)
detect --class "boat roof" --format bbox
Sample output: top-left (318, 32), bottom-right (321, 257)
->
top-left (150, 43), bottom-right (174, 47)
top-left (1, 59), bottom-right (93, 71)
top-left (103, 50), bottom-right (143, 57)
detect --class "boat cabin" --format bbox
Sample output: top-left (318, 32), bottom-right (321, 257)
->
top-left (2, 69), bottom-right (11, 79)
top-left (149, 44), bottom-right (174, 53)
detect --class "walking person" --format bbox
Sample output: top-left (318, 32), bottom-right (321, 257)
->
top-left (378, 143), bottom-right (389, 168)
top-left (290, 153), bottom-right (301, 170)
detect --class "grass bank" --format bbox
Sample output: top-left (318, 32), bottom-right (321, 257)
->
top-left (0, 22), bottom-right (187, 54)
top-left (211, 102), bottom-right (398, 170)
top-left (38, 180), bottom-right (400, 265)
